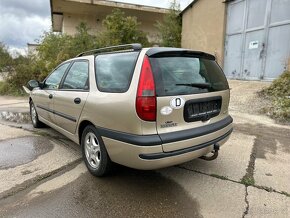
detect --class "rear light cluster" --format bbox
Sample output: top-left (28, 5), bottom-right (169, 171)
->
top-left (136, 56), bottom-right (156, 121)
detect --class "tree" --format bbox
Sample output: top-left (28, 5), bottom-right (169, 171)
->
top-left (69, 22), bottom-right (99, 56)
top-left (100, 9), bottom-right (149, 46)
top-left (36, 31), bottom-right (72, 74)
top-left (36, 22), bottom-right (98, 80)
top-left (156, 0), bottom-right (182, 47)
top-left (0, 42), bottom-right (13, 73)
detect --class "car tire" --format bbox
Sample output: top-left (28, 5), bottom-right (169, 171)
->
top-left (30, 101), bottom-right (44, 128)
top-left (81, 125), bottom-right (113, 177)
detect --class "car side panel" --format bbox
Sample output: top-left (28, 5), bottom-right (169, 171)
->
top-left (38, 115), bottom-right (79, 144)
top-left (53, 91), bottom-right (89, 134)
top-left (31, 89), bottom-right (55, 123)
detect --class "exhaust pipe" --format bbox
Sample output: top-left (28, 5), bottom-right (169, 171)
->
top-left (199, 144), bottom-right (220, 161)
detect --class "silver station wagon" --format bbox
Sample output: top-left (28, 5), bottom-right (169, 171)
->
top-left (27, 44), bottom-right (233, 176)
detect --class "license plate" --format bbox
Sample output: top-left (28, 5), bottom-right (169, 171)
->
top-left (184, 97), bottom-right (222, 122)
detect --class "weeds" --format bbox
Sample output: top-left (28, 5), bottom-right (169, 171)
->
top-left (210, 174), bottom-right (228, 180)
top-left (259, 71), bottom-right (290, 123)
top-left (241, 177), bottom-right (255, 186)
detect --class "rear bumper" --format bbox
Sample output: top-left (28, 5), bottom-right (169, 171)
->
top-left (100, 116), bottom-right (233, 170)
top-left (139, 128), bottom-right (232, 160)
top-left (98, 116), bottom-right (233, 146)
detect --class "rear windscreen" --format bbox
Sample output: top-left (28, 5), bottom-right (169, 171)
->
top-left (95, 52), bottom-right (139, 93)
top-left (149, 57), bottom-right (229, 96)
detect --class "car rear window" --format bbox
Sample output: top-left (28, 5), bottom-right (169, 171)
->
top-left (95, 52), bottom-right (139, 93)
top-left (149, 56), bottom-right (229, 96)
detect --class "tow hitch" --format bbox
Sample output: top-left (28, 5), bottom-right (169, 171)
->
top-left (199, 144), bottom-right (220, 161)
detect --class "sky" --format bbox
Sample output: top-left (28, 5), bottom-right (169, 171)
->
top-left (0, 0), bottom-right (192, 56)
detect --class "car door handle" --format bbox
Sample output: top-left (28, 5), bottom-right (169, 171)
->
top-left (49, 94), bottom-right (53, 99)
top-left (74, 98), bottom-right (81, 104)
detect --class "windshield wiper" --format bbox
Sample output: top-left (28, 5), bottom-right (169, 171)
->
top-left (175, 83), bottom-right (211, 89)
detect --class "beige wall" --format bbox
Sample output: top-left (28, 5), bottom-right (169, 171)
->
top-left (62, 13), bottom-right (103, 35)
top-left (62, 12), bottom-right (160, 43)
top-left (181, 0), bottom-right (227, 66)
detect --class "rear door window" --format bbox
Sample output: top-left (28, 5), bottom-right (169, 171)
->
top-left (95, 52), bottom-right (139, 93)
top-left (150, 57), bottom-right (229, 96)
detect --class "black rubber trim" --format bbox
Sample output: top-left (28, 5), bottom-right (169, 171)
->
top-left (37, 105), bottom-right (76, 122)
top-left (97, 127), bottom-right (162, 146)
top-left (139, 128), bottom-right (233, 160)
top-left (97, 115), bottom-right (233, 146)
top-left (159, 116), bottom-right (233, 144)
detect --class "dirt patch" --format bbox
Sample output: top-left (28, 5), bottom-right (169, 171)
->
top-left (229, 80), bottom-right (271, 115)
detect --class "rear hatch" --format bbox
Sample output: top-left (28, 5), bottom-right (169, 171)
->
top-left (147, 48), bottom-right (231, 152)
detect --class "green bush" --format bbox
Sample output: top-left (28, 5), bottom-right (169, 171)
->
top-left (0, 81), bottom-right (26, 96)
top-left (260, 71), bottom-right (290, 122)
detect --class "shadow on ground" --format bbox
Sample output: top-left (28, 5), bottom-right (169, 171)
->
top-left (0, 165), bottom-right (202, 218)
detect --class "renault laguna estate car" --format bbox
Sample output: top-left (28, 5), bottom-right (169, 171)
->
top-left (27, 44), bottom-right (233, 176)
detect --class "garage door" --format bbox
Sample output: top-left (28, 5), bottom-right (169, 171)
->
top-left (224, 0), bottom-right (290, 80)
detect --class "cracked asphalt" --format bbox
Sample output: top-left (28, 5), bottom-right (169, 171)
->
top-left (0, 80), bottom-right (289, 218)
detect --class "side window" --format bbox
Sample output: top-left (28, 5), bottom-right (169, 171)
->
top-left (45, 63), bottom-right (70, 89)
top-left (61, 61), bottom-right (89, 90)
top-left (95, 52), bottom-right (139, 93)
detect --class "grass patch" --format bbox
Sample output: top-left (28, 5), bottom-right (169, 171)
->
top-left (210, 174), bottom-right (228, 180)
top-left (241, 177), bottom-right (255, 186)
top-left (259, 71), bottom-right (290, 123)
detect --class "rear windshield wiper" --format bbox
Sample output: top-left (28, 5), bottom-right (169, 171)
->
top-left (175, 83), bottom-right (211, 89)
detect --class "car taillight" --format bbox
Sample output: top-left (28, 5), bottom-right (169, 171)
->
top-left (136, 55), bottom-right (156, 121)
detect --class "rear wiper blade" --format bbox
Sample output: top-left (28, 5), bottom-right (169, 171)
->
top-left (175, 83), bottom-right (211, 89)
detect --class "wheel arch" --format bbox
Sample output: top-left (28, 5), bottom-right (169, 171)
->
top-left (78, 120), bottom-right (95, 145)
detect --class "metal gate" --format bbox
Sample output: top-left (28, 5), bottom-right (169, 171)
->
top-left (224, 0), bottom-right (290, 80)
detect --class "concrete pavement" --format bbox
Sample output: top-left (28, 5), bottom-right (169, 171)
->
top-left (246, 187), bottom-right (290, 218)
top-left (0, 125), bottom-right (81, 200)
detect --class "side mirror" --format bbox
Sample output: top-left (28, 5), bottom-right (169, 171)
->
top-left (27, 80), bottom-right (40, 91)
